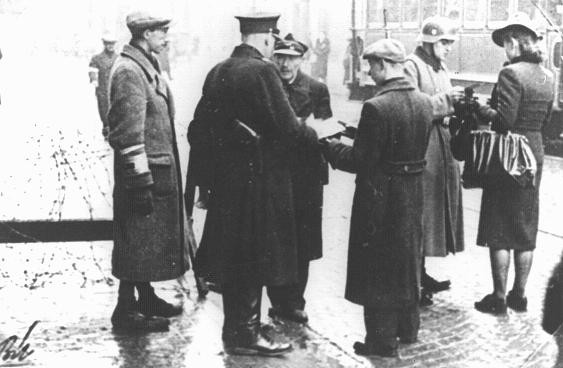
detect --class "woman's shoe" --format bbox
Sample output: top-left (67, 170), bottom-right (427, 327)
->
top-left (474, 294), bottom-right (507, 315)
top-left (506, 290), bottom-right (528, 312)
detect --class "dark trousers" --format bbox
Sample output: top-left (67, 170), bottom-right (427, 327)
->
top-left (95, 92), bottom-right (109, 127)
top-left (363, 305), bottom-right (420, 349)
top-left (222, 273), bottom-right (262, 345)
top-left (266, 258), bottom-right (310, 310)
top-left (117, 280), bottom-right (155, 306)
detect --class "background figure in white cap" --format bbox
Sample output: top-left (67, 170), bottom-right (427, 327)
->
top-left (404, 16), bottom-right (465, 307)
top-left (107, 11), bottom-right (187, 333)
top-left (473, 12), bottom-right (553, 315)
top-left (266, 33), bottom-right (332, 324)
top-left (187, 13), bottom-right (320, 356)
top-left (88, 33), bottom-right (118, 139)
top-left (322, 38), bottom-right (434, 358)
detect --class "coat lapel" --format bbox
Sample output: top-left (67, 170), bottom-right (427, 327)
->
top-left (121, 44), bottom-right (170, 104)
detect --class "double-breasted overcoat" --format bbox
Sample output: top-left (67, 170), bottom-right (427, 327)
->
top-left (323, 77), bottom-right (433, 308)
top-left (108, 44), bottom-right (188, 282)
top-left (284, 70), bottom-right (332, 261)
top-left (188, 44), bottom-right (319, 286)
top-left (404, 46), bottom-right (465, 257)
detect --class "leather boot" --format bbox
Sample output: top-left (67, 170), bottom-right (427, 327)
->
top-left (111, 281), bottom-right (169, 333)
top-left (268, 307), bottom-right (309, 323)
top-left (225, 329), bottom-right (292, 357)
top-left (223, 281), bottom-right (292, 357)
top-left (136, 282), bottom-right (183, 318)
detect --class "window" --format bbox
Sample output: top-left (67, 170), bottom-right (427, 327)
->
top-left (367, 0), bottom-right (400, 28)
top-left (553, 41), bottom-right (561, 68)
top-left (464, 0), bottom-right (486, 28)
top-left (489, 0), bottom-right (510, 23)
top-left (517, 0), bottom-right (547, 22)
top-left (367, 0), bottom-right (384, 26)
top-left (443, 0), bottom-right (462, 23)
top-left (403, 0), bottom-right (419, 27)
top-left (422, 0), bottom-right (438, 20)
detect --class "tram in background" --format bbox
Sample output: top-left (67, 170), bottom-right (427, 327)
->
top-left (346, 0), bottom-right (563, 142)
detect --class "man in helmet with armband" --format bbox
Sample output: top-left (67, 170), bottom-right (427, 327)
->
top-left (404, 16), bottom-right (465, 307)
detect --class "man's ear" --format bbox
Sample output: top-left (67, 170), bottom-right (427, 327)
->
top-left (143, 28), bottom-right (152, 41)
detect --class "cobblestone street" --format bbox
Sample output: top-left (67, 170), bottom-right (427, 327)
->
top-left (1, 58), bottom-right (563, 367)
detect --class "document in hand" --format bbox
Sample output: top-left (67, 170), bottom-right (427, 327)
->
top-left (305, 117), bottom-right (347, 140)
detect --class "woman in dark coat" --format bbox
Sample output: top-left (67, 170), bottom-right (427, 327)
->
top-left (473, 12), bottom-right (554, 314)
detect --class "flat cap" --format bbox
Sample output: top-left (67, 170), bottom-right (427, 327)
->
top-left (126, 11), bottom-right (171, 34)
top-left (101, 32), bottom-right (117, 43)
top-left (235, 13), bottom-right (280, 34)
top-left (273, 33), bottom-right (308, 56)
top-left (363, 38), bottom-right (406, 63)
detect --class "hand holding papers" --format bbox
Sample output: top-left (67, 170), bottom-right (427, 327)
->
top-left (306, 117), bottom-right (348, 140)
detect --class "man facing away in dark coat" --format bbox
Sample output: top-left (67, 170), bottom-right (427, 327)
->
top-left (89, 33), bottom-right (118, 139)
top-left (187, 14), bottom-right (320, 356)
top-left (267, 33), bottom-right (333, 324)
top-left (322, 39), bottom-right (433, 358)
top-left (107, 11), bottom-right (187, 333)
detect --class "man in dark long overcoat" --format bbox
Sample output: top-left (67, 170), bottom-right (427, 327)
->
top-left (266, 33), bottom-right (332, 323)
top-left (187, 14), bottom-right (319, 356)
top-left (323, 39), bottom-right (433, 357)
top-left (107, 11), bottom-right (187, 332)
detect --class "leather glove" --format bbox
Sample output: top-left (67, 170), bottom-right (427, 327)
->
top-left (129, 186), bottom-right (154, 216)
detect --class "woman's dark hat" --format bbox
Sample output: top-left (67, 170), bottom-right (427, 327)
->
top-left (492, 12), bottom-right (541, 47)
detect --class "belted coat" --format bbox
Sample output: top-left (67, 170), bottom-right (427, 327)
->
top-left (404, 46), bottom-right (465, 257)
top-left (476, 58), bottom-right (553, 250)
top-left (188, 44), bottom-right (319, 286)
top-left (284, 70), bottom-right (332, 261)
top-left (323, 77), bottom-right (433, 308)
top-left (108, 44), bottom-right (188, 282)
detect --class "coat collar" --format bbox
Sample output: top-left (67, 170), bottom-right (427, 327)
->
top-left (286, 69), bottom-right (308, 88)
top-left (414, 46), bottom-right (443, 72)
top-left (121, 44), bottom-right (170, 103)
top-left (375, 77), bottom-right (415, 96)
top-left (121, 44), bottom-right (159, 83)
top-left (231, 43), bottom-right (265, 60)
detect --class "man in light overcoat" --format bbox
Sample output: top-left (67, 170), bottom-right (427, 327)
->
top-left (107, 11), bottom-right (187, 332)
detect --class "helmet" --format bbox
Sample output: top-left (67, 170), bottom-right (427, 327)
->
top-left (417, 16), bottom-right (458, 43)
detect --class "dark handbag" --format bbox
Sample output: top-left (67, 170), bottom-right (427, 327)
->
top-left (455, 129), bottom-right (537, 189)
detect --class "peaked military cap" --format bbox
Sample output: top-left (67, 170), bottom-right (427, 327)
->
top-left (363, 38), bottom-right (406, 63)
top-left (235, 13), bottom-right (280, 34)
top-left (126, 11), bottom-right (171, 34)
top-left (273, 33), bottom-right (308, 56)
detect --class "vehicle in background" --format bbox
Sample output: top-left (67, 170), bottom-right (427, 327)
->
top-left (346, 0), bottom-right (563, 148)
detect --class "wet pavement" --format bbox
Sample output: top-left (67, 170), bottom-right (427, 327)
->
top-left (1, 55), bottom-right (563, 367)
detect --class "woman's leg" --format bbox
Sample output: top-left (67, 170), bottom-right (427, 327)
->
top-left (490, 248), bottom-right (510, 298)
top-left (512, 250), bottom-right (534, 297)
